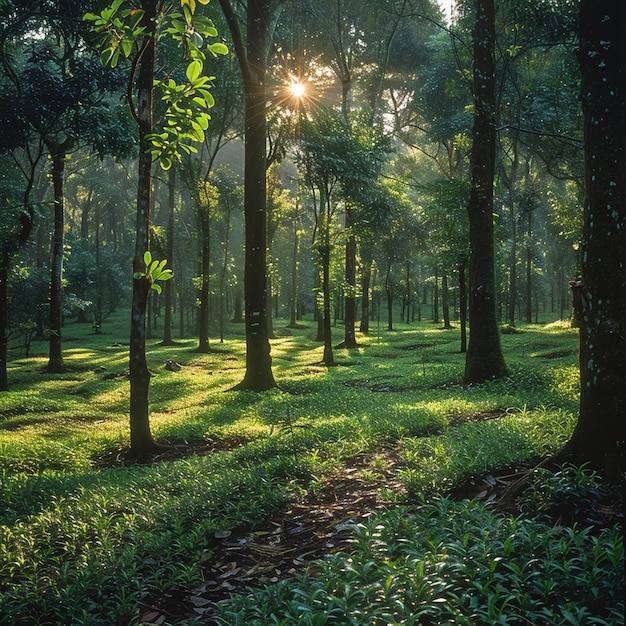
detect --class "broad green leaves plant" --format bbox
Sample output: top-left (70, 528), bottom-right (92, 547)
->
top-left (84, 0), bottom-right (228, 170)
top-left (133, 250), bottom-right (173, 294)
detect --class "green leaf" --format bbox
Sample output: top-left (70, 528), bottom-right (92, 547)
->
top-left (208, 42), bottom-right (229, 56)
top-left (143, 250), bottom-right (152, 266)
top-left (186, 59), bottom-right (202, 83)
top-left (151, 283), bottom-right (163, 295)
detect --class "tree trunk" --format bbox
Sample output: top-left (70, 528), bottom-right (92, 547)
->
top-left (343, 207), bottom-right (358, 347)
top-left (559, 0), bottom-right (625, 476)
top-left (230, 0), bottom-right (275, 390)
top-left (463, 0), bottom-right (508, 384)
top-left (46, 145), bottom-right (66, 373)
top-left (321, 246), bottom-right (334, 366)
top-left (162, 167), bottom-right (175, 346)
top-left (442, 272), bottom-right (452, 329)
top-left (385, 262), bottom-right (393, 331)
top-left (0, 261), bottom-right (9, 391)
top-left (219, 203), bottom-right (232, 343)
top-left (129, 0), bottom-right (158, 459)
top-left (196, 204), bottom-right (211, 352)
top-left (432, 270), bottom-right (439, 324)
top-left (506, 129), bottom-right (519, 328)
top-left (359, 257), bottom-right (372, 334)
top-left (459, 261), bottom-right (467, 353)
top-left (287, 200), bottom-right (300, 328)
top-left (525, 210), bottom-right (532, 323)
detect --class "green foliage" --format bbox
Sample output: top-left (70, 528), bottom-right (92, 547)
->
top-left (213, 498), bottom-right (623, 625)
top-left (84, 0), bottom-right (228, 170)
top-left (1, 310), bottom-right (615, 623)
top-left (133, 250), bottom-right (173, 294)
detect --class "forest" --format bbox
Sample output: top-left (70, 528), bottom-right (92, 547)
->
top-left (0, 0), bottom-right (624, 624)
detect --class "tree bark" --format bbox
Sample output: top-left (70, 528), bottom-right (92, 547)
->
top-left (359, 256), bottom-right (372, 334)
top-left (196, 202), bottom-right (211, 352)
top-left (559, 0), bottom-right (625, 475)
top-left (222, 0), bottom-right (275, 390)
top-left (0, 262), bottom-right (9, 391)
top-left (287, 200), bottom-right (300, 329)
top-left (442, 272), bottom-right (452, 329)
top-left (162, 167), bottom-right (175, 346)
top-left (46, 144), bottom-right (66, 373)
top-left (129, 0), bottom-right (158, 459)
top-left (459, 261), bottom-right (467, 353)
top-left (342, 207), bottom-right (358, 347)
top-left (463, 0), bottom-right (508, 384)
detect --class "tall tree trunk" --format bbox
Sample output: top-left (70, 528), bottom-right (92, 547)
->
top-left (287, 199), bottom-right (300, 329)
top-left (196, 204), bottom-right (211, 352)
top-left (459, 261), bottom-right (467, 353)
top-left (559, 0), bottom-right (625, 475)
top-left (507, 136), bottom-right (519, 327)
top-left (162, 167), bottom-right (175, 346)
top-left (321, 192), bottom-right (334, 366)
top-left (228, 0), bottom-right (275, 390)
top-left (385, 262), bottom-right (393, 331)
top-left (46, 145), bottom-right (66, 373)
top-left (442, 272), bottom-right (452, 329)
top-left (463, 0), bottom-right (508, 384)
top-left (525, 210), bottom-right (532, 323)
top-left (359, 256), bottom-right (372, 334)
top-left (405, 260), bottom-right (411, 324)
top-left (432, 269), bottom-right (439, 324)
top-left (342, 207), bottom-right (358, 347)
top-left (129, 0), bottom-right (158, 459)
top-left (0, 261), bottom-right (9, 391)
top-left (219, 204), bottom-right (232, 342)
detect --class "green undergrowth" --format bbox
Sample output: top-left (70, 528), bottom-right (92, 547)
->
top-left (213, 493), bottom-right (623, 626)
top-left (1, 311), bottom-right (620, 625)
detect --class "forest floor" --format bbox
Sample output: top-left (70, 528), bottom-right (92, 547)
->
top-left (2, 314), bottom-right (623, 625)
top-left (103, 441), bottom-right (623, 626)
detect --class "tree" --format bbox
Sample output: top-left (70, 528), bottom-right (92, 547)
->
top-left (462, 0), bottom-right (508, 384)
top-left (1, 0), bottom-right (133, 375)
top-left (218, 0), bottom-right (276, 390)
top-left (559, 0), bottom-right (625, 475)
top-left (85, 0), bottom-right (227, 458)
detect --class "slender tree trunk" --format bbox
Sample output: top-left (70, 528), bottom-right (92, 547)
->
top-left (432, 270), bottom-right (439, 324)
top-left (321, 192), bottom-right (334, 365)
top-left (559, 0), bottom-right (625, 475)
top-left (341, 206), bottom-right (358, 347)
top-left (321, 247), bottom-right (334, 366)
top-left (459, 261), bottom-right (467, 353)
top-left (47, 145), bottom-right (66, 373)
top-left (219, 205), bottom-right (232, 343)
top-left (442, 272), bottom-right (452, 329)
top-left (0, 261), bottom-right (9, 391)
top-left (232, 0), bottom-right (275, 390)
top-left (287, 200), bottom-right (300, 328)
top-left (405, 260), bottom-right (411, 325)
top-left (525, 210), bottom-right (532, 323)
top-left (129, 0), bottom-right (158, 459)
top-left (507, 142), bottom-right (519, 327)
top-left (162, 167), bottom-right (175, 345)
top-left (196, 204), bottom-right (211, 352)
top-left (385, 262), bottom-right (393, 331)
top-left (359, 257), bottom-right (372, 334)
top-left (463, 0), bottom-right (508, 384)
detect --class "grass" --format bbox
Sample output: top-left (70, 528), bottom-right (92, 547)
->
top-left (0, 311), bottom-right (621, 625)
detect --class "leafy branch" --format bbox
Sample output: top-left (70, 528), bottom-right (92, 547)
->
top-left (134, 250), bottom-right (173, 294)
